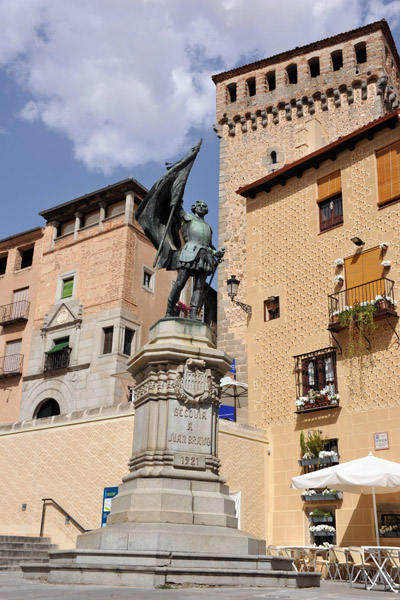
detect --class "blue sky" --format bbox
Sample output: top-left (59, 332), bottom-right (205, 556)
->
top-left (1, 0), bottom-right (400, 241)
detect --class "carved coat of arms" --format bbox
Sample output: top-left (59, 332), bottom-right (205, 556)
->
top-left (175, 358), bottom-right (212, 404)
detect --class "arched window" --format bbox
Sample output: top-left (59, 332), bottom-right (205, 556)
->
top-left (35, 399), bottom-right (61, 419)
top-left (271, 151), bottom-right (277, 164)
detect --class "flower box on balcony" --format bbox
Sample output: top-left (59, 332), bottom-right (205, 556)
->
top-left (311, 516), bottom-right (334, 523)
top-left (381, 531), bottom-right (400, 538)
top-left (312, 531), bottom-right (335, 537)
top-left (301, 491), bottom-right (343, 502)
top-left (298, 456), bottom-right (339, 467)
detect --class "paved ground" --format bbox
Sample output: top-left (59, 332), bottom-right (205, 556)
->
top-left (0, 573), bottom-right (399, 600)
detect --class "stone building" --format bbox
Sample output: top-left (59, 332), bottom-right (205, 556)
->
top-left (0, 227), bottom-right (44, 424)
top-left (19, 178), bottom-right (174, 421)
top-left (212, 19), bottom-right (400, 383)
top-left (239, 106), bottom-right (400, 546)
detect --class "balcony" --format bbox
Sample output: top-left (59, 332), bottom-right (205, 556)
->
top-left (44, 346), bottom-right (71, 372)
top-left (0, 353), bottom-right (23, 377)
top-left (328, 278), bottom-right (397, 332)
top-left (0, 300), bottom-right (30, 326)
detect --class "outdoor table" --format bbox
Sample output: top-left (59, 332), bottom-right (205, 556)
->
top-left (362, 546), bottom-right (400, 593)
top-left (277, 546), bottom-right (329, 572)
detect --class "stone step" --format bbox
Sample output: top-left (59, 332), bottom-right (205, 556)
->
top-left (21, 551), bottom-right (321, 588)
top-left (0, 536), bottom-right (51, 544)
top-left (0, 535), bottom-right (57, 572)
top-left (0, 542), bottom-right (57, 551)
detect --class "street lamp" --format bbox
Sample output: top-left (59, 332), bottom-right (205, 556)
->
top-left (226, 275), bottom-right (252, 315)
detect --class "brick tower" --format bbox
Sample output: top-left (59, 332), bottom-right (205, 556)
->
top-left (212, 19), bottom-right (400, 383)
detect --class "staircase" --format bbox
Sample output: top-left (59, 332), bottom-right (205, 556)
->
top-left (0, 536), bottom-right (57, 571)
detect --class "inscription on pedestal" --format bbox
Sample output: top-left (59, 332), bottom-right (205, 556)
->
top-left (173, 453), bottom-right (206, 470)
top-left (167, 399), bottom-right (213, 455)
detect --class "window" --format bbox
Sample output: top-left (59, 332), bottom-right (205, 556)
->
top-left (264, 296), bottom-right (280, 321)
top-left (58, 220), bottom-right (75, 237)
top-left (35, 399), bottom-right (60, 419)
top-left (11, 288), bottom-right (29, 321)
top-left (266, 71), bottom-right (276, 91)
top-left (83, 210), bottom-right (100, 228)
top-left (270, 151), bottom-right (277, 164)
top-left (107, 200), bottom-right (125, 218)
top-left (308, 57), bottom-right (320, 78)
top-left (142, 267), bottom-right (155, 292)
top-left (16, 246), bottom-right (34, 270)
top-left (227, 83), bottom-right (237, 103)
top-left (103, 327), bottom-right (114, 354)
top-left (287, 64), bottom-right (297, 84)
top-left (355, 41), bottom-right (367, 64)
top-left (376, 141), bottom-right (400, 207)
top-left (44, 337), bottom-right (70, 371)
top-left (331, 50), bottom-right (343, 71)
top-left (247, 77), bottom-right (256, 96)
top-left (317, 171), bottom-right (343, 232)
top-left (123, 328), bottom-right (134, 356)
top-left (296, 348), bottom-right (338, 399)
top-left (61, 277), bottom-right (74, 299)
top-left (0, 254), bottom-right (7, 275)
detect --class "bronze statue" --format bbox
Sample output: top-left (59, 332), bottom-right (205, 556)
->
top-left (135, 140), bottom-right (224, 319)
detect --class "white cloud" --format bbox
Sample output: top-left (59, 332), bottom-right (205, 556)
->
top-left (0, 0), bottom-right (382, 173)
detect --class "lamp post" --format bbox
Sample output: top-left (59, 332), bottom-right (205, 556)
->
top-left (226, 275), bottom-right (252, 315)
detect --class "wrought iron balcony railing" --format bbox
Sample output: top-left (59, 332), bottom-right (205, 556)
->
top-left (44, 348), bottom-right (71, 372)
top-left (0, 353), bottom-right (23, 377)
top-left (328, 278), bottom-right (397, 332)
top-left (0, 300), bottom-right (30, 326)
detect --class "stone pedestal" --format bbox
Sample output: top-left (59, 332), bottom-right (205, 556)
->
top-left (22, 319), bottom-right (319, 588)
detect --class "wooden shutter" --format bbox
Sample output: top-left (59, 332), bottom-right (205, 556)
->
top-left (345, 248), bottom-right (384, 304)
top-left (4, 339), bottom-right (22, 372)
top-left (377, 141), bottom-right (400, 206)
top-left (62, 278), bottom-right (74, 298)
top-left (317, 171), bottom-right (342, 202)
top-left (11, 288), bottom-right (29, 319)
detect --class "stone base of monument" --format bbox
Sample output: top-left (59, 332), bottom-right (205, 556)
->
top-left (21, 319), bottom-right (319, 589)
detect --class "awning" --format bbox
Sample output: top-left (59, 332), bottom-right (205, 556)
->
top-left (46, 342), bottom-right (70, 354)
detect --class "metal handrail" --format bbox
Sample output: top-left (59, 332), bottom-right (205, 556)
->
top-left (39, 497), bottom-right (90, 537)
top-left (0, 353), bottom-right (23, 377)
top-left (328, 278), bottom-right (397, 326)
top-left (0, 300), bottom-right (30, 325)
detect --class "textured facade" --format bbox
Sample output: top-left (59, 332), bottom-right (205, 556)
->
top-left (19, 179), bottom-right (174, 421)
top-left (241, 111), bottom-right (400, 546)
top-left (213, 20), bottom-right (400, 383)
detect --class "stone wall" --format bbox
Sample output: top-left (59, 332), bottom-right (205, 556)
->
top-left (0, 406), bottom-right (268, 548)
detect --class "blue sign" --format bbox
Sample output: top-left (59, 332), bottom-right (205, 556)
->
top-left (219, 405), bottom-right (235, 421)
top-left (229, 358), bottom-right (236, 376)
top-left (101, 486), bottom-right (119, 527)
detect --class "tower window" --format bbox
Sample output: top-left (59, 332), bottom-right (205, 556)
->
top-left (331, 50), bottom-right (343, 71)
top-left (102, 327), bottom-right (114, 354)
top-left (247, 77), bottom-right (256, 97)
top-left (0, 254), bottom-right (7, 275)
top-left (271, 151), bottom-right (277, 164)
top-left (227, 83), bottom-right (237, 103)
top-left (266, 71), bottom-right (276, 91)
top-left (287, 64), bottom-right (298, 85)
top-left (309, 57), bottom-right (320, 78)
top-left (355, 42), bottom-right (367, 65)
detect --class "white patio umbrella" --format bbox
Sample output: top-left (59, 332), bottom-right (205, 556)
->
top-left (291, 452), bottom-right (400, 545)
top-left (219, 376), bottom-right (248, 421)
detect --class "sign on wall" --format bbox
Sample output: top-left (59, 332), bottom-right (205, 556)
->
top-left (374, 432), bottom-right (389, 451)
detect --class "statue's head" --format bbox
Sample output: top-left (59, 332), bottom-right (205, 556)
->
top-left (191, 200), bottom-right (208, 215)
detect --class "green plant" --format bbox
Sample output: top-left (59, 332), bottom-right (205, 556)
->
top-left (300, 431), bottom-right (307, 456)
top-left (305, 431), bottom-right (327, 458)
top-left (310, 509), bottom-right (331, 518)
top-left (338, 300), bottom-right (377, 358)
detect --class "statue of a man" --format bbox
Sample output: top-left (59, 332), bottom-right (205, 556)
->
top-left (134, 140), bottom-right (224, 320)
top-left (165, 199), bottom-right (224, 319)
